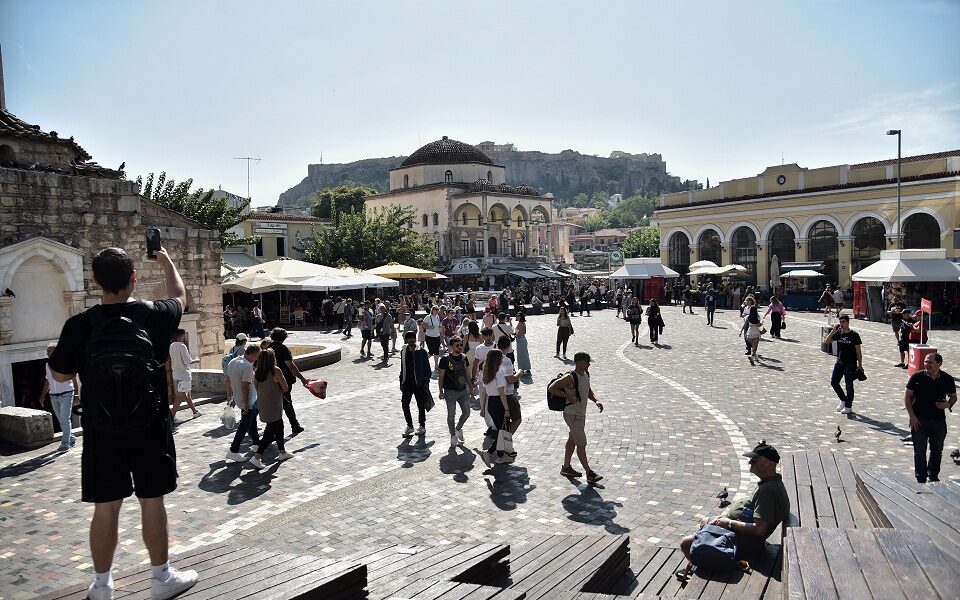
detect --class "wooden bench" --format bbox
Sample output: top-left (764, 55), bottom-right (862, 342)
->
top-left (369, 576), bottom-right (525, 599)
top-left (504, 535), bottom-right (630, 599)
top-left (605, 543), bottom-right (782, 599)
top-left (34, 543), bottom-right (367, 600)
top-left (783, 527), bottom-right (960, 599)
top-left (780, 449), bottom-right (885, 529)
top-left (859, 468), bottom-right (960, 568)
top-left (355, 542), bottom-right (509, 591)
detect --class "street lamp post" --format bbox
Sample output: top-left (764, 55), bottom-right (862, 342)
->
top-left (886, 129), bottom-right (902, 249)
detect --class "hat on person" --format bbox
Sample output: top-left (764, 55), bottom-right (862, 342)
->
top-left (743, 441), bottom-right (780, 463)
top-left (236, 333), bottom-right (248, 342)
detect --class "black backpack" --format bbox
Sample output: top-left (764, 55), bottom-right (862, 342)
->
top-left (547, 371), bottom-right (580, 411)
top-left (81, 302), bottom-right (164, 434)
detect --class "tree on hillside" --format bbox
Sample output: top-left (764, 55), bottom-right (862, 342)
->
top-left (135, 172), bottom-right (256, 247)
top-left (607, 193), bottom-right (658, 228)
top-left (620, 227), bottom-right (660, 258)
top-left (581, 214), bottom-right (611, 233)
top-left (591, 191), bottom-right (609, 209)
top-left (297, 205), bottom-right (436, 270)
top-left (310, 181), bottom-right (378, 219)
top-left (571, 193), bottom-right (590, 208)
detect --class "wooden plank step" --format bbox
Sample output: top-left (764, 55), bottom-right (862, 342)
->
top-left (370, 576), bottom-right (525, 600)
top-left (513, 535), bottom-right (629, 599)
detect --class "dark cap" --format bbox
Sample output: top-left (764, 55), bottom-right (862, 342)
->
top-left (743, 441), bottom-right (780, 463)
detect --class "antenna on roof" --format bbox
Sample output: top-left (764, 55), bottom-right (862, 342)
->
top-left (233, 156), bottom-right (261, 200)
top-left (781, 152), bottom-right (784, 165)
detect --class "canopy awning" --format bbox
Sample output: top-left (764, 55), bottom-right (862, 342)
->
top-left (445, 260), bottom-right (482, 275)
top-left (298, 273), bottom-right (399, 292)
top-left (780, 270), bottom-right (824, 278)
top-left (532, 268), bottom-right (566, 279)
top-left (609, 262), bottom-right (680, 280)
top-left (510, 270), bottom-right (541, 279)
top-left (364, 262), bottom-right (436, 279)
top-left (562, 267), bottom-right (588, 276)
top-left (851, 250), bottom-right (960, 282)
top-left (222, 270), bottom-right (300, 294)
top-left (780, 262), bottom-right (825, 273)
top-left (255, 258), bottom-right (344, 281)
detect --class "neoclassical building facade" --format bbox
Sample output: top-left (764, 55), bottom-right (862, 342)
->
top-left (364, 137), bottom-right (570, 269)
top-left (655, 150), bottom-right (960, 288)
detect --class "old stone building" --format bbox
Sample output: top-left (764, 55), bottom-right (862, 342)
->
top-left (0, 108), bottom-right (223, 407)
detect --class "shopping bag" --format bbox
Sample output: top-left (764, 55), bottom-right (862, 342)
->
top-left (220, 404), bottom-right (237, 430)
top-left (306, 378), bottom-right (328, 399)
top-left (496, 427), bottom-right (514, 454)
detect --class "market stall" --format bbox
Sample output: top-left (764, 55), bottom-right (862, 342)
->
top-left (609, 258), bottom-right (680, 303)
top-left (851, 249), bottom-right (960, 324)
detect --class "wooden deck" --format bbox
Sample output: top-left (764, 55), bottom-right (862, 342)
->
top-left (859, 467), bottom-right (960, 568)
top-left (780, 449), bottom-right (884, 529)
top-left (784, 527), bottom-right (960, 600)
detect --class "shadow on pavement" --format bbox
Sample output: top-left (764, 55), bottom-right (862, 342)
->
top-left (198, 459), bottom-right (282, 505)
top-left (850, 413), bottom-right (912, 438)
top-left (397, 436), bottom-right (434, 468)
top-left (0, 449), bottom-right (65, 477)
top-left (561, 481), bottom-right (630, 535)
top-left (439, 446), bottom-right (476, 483)
top-left (483, 465), bottom-right (535, 511)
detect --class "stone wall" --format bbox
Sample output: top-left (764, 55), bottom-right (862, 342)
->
top-left (0, 167), bottom-right (223, 372)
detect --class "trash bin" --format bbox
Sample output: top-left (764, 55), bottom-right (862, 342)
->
top-left (907, 344), bottom-right (937, 376)
top-left (820, 326), bottom-right (837, 354)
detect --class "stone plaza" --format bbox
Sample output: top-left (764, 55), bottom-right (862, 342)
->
top-left (1, 304), bottom-right (955, 599)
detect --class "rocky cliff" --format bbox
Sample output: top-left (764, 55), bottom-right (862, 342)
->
top-left (278, 147), bottom-right (690, 208)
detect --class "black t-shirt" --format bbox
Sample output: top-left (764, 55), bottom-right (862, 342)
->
top-left (272, 341), bottom-right (296, 385)
top-left (833, 330), bottom-right (862, 365)
top-left (48, 299), bottom-right (183, 407)
top-left (705, 291), bottom-right (716, 306)
top-left (906, 370), bottom-right (956, 420)
top-left (438, 353), bottom-right (469, 391)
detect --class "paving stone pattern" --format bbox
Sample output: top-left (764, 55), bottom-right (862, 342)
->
top-left (1, 306), bottom-right (958, 599)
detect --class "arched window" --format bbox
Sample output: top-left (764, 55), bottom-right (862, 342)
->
top-left (852, 217), bottom-right (885, 273)
top-left (667, 232), bottom-right (690, 275)
top-left (476, 237), bottom-right (484, 256)
top-left (403, 174), bottom-right (409, 188)
top-left (487, 170), bottom-right (493, 183)
top-left (808, 220), bottom-right (839, 285)
top-left (731, 227), bottom-right (757, 285)
top-left (767, 223), bottom-right (796, 263)
top-left (0, 144), bottom-right (15, 164)
top-left (432, 213), bottom-right (439, 226)
top-left (902, 213), bottom-right (940, 249)
top-left (488, 236), bottom-right (498, 255)
top-left (422, 214), bottom-right (429, 227)
top-left (697, 230), bottom-right (721, 265)
top-left (444, 170), bottom-right (453, 183)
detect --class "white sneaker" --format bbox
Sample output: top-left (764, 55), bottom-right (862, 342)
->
top-left (836, 402), bottom-right (844, 413)
top-left (151, 566), bottom-right (198, 600)
top-left (276, 452), bottom-right (295, 461)
top-left (248, 456), bottom-right (265, 469)
top-left (402, 426), bottom-right (415, 438)
top-left (456, 429), bottom-right (464, 443)
top-left (840, 406), bottom-right (853, 414)
top-left (87, 581), bottom-right (114, 600)
top-left (451, 434), bottom-right (459, 447)
top-left (225, 451), bottom-right (248, 463)
top-left (415, 426), bottom-right (426, 436)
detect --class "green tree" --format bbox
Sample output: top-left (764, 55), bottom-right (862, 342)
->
top-left (606, 193), bottom-right (658, 228)
top-left (572, 192), bottom-right (589, 208)
top-left (620, 227), bottom-right (660, 257)
top-left (581, 214), bottom-right (611, 233)
top-left (590, 191), bottom-right (609, 209)
top-left (310, 181), bottom-right (378, 219)
top-left (297, 205), bottom-right (436, 270)
top-left (135, 172), bottom-right (256, 247)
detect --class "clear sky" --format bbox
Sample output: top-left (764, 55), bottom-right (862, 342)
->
top-left (3, 0), bottom-right (958, 207)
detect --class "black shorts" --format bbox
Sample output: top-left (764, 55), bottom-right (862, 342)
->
top-left (898, 337), bottom-right (910, 353)
top-left (425, 336), bottom-right (441, 356)
top-left (82, 416), bottom-right (178, 503)
top-left (361, 329), bottom-right (373, 340)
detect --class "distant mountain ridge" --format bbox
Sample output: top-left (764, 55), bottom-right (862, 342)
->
top-left (278, 144), bottom-right (694, 208)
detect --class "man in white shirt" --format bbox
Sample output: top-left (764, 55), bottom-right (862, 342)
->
top-left (226, 345), bottom-right (261, 462)
top-left (40, 343), bottom-right (80, 451)
top-left (169, 329), bottom-right (200, 419)
top-left (832, 287), bottom-right (844, 317)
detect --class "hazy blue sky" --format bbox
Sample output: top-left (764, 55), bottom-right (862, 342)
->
top-left (3, 0), bottom-right (958, 206)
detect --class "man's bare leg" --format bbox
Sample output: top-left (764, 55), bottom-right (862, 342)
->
top-left (575, 445), bottom-right (591, 472)
top-left (90, 500), bottom-right (123, 573)
top-left (138, 496), bottom-right (169, 566)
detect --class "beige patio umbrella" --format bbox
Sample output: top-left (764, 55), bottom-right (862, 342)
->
top-left (363, 262), bottom-right (436, 279)
top-left (222, 270), bottom-right (299, 294)
top-left (256, 258), bottom-right (344, 281)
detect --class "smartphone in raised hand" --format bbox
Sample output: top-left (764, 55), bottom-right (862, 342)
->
top-left (146, 228), bottom-right (161, 259)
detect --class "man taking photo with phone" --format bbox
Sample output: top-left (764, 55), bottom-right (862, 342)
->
top-left (48, 246), bottom-right (198, 600)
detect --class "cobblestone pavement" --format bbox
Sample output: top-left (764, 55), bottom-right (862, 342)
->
top-left (2, 306), bottom-right (958, 598)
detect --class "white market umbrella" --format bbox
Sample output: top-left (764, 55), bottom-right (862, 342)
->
top-left (256, 258), bottom-right (345, 282)
top-left (689, 260), bottom-right (719, 271)
top-left (222, 270), bottom-right (300, 294)
top-left (299, 273), bottom-right (399, 292)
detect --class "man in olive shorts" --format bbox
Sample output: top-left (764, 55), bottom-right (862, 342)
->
top-left (548, 352), bottom-right (604, 484)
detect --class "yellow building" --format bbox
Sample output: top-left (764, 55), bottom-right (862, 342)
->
top-left (655, 150), bottom-right (960, 289)
top-left (223, 211), bottom-right (330, 267)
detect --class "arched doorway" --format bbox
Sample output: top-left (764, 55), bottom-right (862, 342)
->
top-left (767, 223), bottom-right (796, 263)
top-left (698, 230), bottom-right (721, 265)
top-left (809, 220), bottom-right (839, 286)
top-left (902, 213), bottom-right (940, 249)
top-left (851, 217), bottom-right (885, 274)
top-left (667, 232), bottom-right (690, 276)
top-left (488, 236), bottom-right (498, 256)
top-left (731, 227), bottom-right (757, 285)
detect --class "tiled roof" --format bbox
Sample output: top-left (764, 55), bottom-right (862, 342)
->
top-left (658, 170), bottom-right (960, 212)
top-left (851, 149), bottom-right (959, 169)
top-left (247, 212), bottom-right (330, 223)
top-left (0, 108), bottom-right (92, 161)
top-left (400, 136), bottom-right (494, 168)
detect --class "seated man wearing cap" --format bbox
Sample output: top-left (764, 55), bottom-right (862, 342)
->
top-left (679, 441), bottom-right (790, 571)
